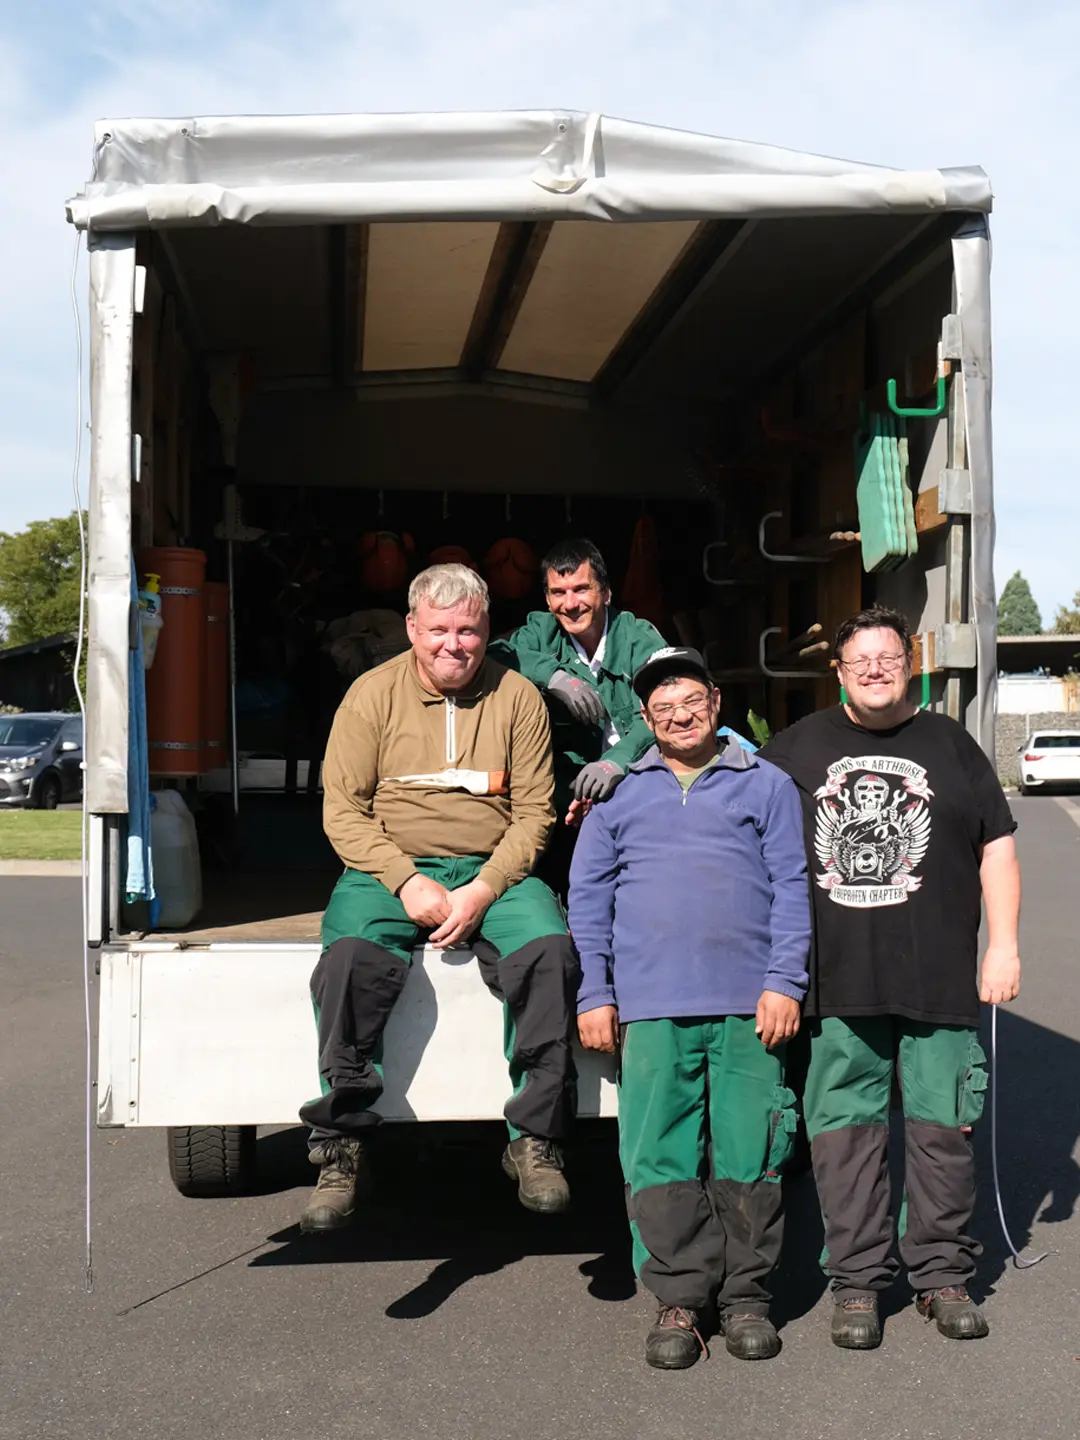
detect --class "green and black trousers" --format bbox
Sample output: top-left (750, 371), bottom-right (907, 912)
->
top-left (803, 1016), bottom-right (988, 1296)
top-left (618, 1016), bottom-right (798, 1315)
top-left (299, 857), bottom-right (579, 1144)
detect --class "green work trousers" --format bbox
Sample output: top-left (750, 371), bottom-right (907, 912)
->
top-left (618, 1016), bottom-right (797, 1314)
top-left (299, 856), bottom-right (579, 1142)
top-left (803, 1015), bottom-right (988, 1296)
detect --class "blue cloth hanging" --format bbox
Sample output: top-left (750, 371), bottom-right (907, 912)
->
top-left (125, 556), bottom-right (156, 908)
top-left (718, 724), bottom-right (757, 754)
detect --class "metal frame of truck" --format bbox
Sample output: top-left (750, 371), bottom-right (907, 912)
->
top-left (68, 110), bottom-right (997, 1194)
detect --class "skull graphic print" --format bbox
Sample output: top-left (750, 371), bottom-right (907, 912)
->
top-left (813, 755), bottom-right (933, 908)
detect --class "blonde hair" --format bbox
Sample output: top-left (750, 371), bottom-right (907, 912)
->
top-left (408, 563), bottom-right (490, 615)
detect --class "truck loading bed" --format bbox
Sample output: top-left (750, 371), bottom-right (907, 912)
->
top-left (146, 867), bottom-right (334, 945)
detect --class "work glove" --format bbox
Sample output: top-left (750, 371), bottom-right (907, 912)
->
top-left (546, 669), bottom-right (607, 727)
top-left (572, 759), bottom-right (625, 803)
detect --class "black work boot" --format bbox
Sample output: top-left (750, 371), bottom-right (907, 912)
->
top-left (916, 1286), bottom-right (989, 1339)
top-left (720, 1311), bottom-right (781, 1360)
top-left (501, 1137), bottom-right (570, 1214)
top-left (831, 1294), bottom-right (882, 1350)
top-left (645, 1305), bottom-right (708, 1370)
top-left (299, 1137), bottom-right (371, 1233)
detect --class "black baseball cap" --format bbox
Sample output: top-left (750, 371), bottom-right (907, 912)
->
top-left (632, 646), bottom-right (712, 702)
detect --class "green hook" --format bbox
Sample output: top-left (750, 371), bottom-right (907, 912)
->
top-left (886, 374), bottom-right (947, 418)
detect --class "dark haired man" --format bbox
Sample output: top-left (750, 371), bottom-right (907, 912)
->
top-left (572, 647), bottom-right (810, 1369)
top-left (761, 605), bottom-right (1020, 1348)
top-left (491, 539), bottom-right (667, 884)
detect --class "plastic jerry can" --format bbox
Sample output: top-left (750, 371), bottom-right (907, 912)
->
top-left (150, 790), bottom-right (203, 929)
top-left (139, 571), bottom-right (164, 669)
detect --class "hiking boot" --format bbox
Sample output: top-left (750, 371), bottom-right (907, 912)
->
top-left (299, 1137), bottom-right (371, 1233)
top-left (645, 1305), bottom-right (708, 1370)
top-left (501, 1137), bottom-right (570, 1214)
top-left (831, 1294), bottom-right (882, 1350)
top-left (720, 1311), bottom-right (781, 1361)
top-left (916, 1286), bottom-right (989, 1339)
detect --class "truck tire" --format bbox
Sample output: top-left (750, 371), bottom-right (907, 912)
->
top-left (167, 1125), bottom-right (257, 1197)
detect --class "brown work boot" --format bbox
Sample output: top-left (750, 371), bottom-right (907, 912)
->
top-left (501, 1137), bottom-right (570, 1213)
top-left (645, 1305), bottom-right (708, 1370)
top-left (299, 1137), bottom-right (371, 1233)
top-left (916, 1286), bottom-right (989, 1339)
top-left (720, 1311), bottom-right (781, 1360)
top-left (831, 1294), bottom-right (882, 1349)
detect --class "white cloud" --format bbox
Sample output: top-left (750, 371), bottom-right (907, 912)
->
top-left (1, 1), bottom-right (1077, 616)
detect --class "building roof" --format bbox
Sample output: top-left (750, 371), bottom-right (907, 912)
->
top-left (998, 634), bottom-right (1080, 675)
top-left (0, 632), bottom-right (77, 662)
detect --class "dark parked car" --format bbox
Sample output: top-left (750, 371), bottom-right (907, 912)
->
top-left (0, 713), bottom-right (83, 808)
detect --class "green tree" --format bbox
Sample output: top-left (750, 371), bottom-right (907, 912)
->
top-left (1052, 591), bottom-right (1080, 635)
top-left (0, 512), bottom-right (86, 647)
top-left (997, 570), bottom-right (1042, 636)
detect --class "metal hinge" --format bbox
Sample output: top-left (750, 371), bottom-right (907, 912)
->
top-left (131, 432), bottom-right (143, 484)
top-left (934, 623), bottom-right (977, 669)
top-left (940, 313), bottom-right (963, 361)
top-left (939, 468), bottom-right (971, 514)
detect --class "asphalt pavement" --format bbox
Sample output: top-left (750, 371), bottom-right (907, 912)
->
top-left (2, 796), bottom-right (1079, 1440)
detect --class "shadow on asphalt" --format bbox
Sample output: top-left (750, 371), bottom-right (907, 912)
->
top-left (250, 1120), bottom-right (637, 1317)
top-left (973, 1006), bottom-right (1080, 1290)
top-left (245, 1008), bottom-right (1078, 1321)
top-left (248, 1120), bottom-right (830, 1325)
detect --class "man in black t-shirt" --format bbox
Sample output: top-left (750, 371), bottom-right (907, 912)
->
top-left (762, 605), bottom-right (1020, 1350)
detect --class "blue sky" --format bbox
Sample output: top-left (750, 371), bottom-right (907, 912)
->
top-left (2, 0), bottom-right (1078, 623)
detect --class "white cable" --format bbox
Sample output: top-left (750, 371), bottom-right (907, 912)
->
top-left (989, 1003), bottom-right (1047, 1269)
top-left (70, 227), bottom-right (93, 1294)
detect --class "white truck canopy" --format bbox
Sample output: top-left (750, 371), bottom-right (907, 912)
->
top-left (67, 109), bottom-right (991, 230)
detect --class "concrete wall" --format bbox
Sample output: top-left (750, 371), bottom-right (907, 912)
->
top-left (997, 676), bottom-right (1074, 715)
top-left (995, 711), bottom-right (1080, 788)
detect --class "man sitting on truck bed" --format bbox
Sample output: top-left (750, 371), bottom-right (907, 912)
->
top-left (298, 562), bottom-right (578, 1231)
top-left (491, 538), bottom-right (667, 890)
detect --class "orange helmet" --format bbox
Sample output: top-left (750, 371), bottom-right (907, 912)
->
top-left (484, 538), bottom-right (538, 600)
top-left (428, 544), bottom-right (479, 572)
top-left (358, 531), bottom-right (408, 591)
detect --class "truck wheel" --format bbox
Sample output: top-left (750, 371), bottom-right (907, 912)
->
top-left (167, 1125), bottom-right (257, 1197)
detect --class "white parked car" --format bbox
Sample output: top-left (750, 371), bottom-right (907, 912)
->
top-left (1018, 730), bottom-right (1080, 794)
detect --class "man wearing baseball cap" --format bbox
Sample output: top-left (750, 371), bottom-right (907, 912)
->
top-left (569, 647), bottom-right (811, 1370)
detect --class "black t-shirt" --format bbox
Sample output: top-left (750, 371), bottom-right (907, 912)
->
top-left (760, 707), bottom-right (1016, 1026)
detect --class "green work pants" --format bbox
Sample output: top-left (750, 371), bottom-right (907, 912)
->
top-left (618, 1016), bottom-right (797, 1313)
top-left (803, 1015), bottom-right (988, 1295)
top-left (299, 857), bottom-right (579, 1142)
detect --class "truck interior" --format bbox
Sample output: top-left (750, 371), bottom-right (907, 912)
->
top-left (127, 209), bottom-right (972, 944)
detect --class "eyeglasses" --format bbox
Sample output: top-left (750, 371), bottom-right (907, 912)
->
top-left (649, 698), bottom-right (712, 723)
top-left (838, 653), bottom-right (907, 677)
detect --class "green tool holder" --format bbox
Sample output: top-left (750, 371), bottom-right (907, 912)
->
top-left (886, 374), bottom-right (947, 419)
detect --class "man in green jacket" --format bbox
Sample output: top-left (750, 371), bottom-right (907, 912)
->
top-left (492, 539), bottom-right (666, 887)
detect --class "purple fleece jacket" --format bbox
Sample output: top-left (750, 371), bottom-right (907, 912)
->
top-left (568, 739), bottom-right (811, 1022)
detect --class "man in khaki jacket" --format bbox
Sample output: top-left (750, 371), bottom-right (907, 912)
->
top-left (299, 563), bottom-right (578, 1231)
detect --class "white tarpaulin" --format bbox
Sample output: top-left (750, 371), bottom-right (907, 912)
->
top-left (68, 110), bottom-right (992, 231)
